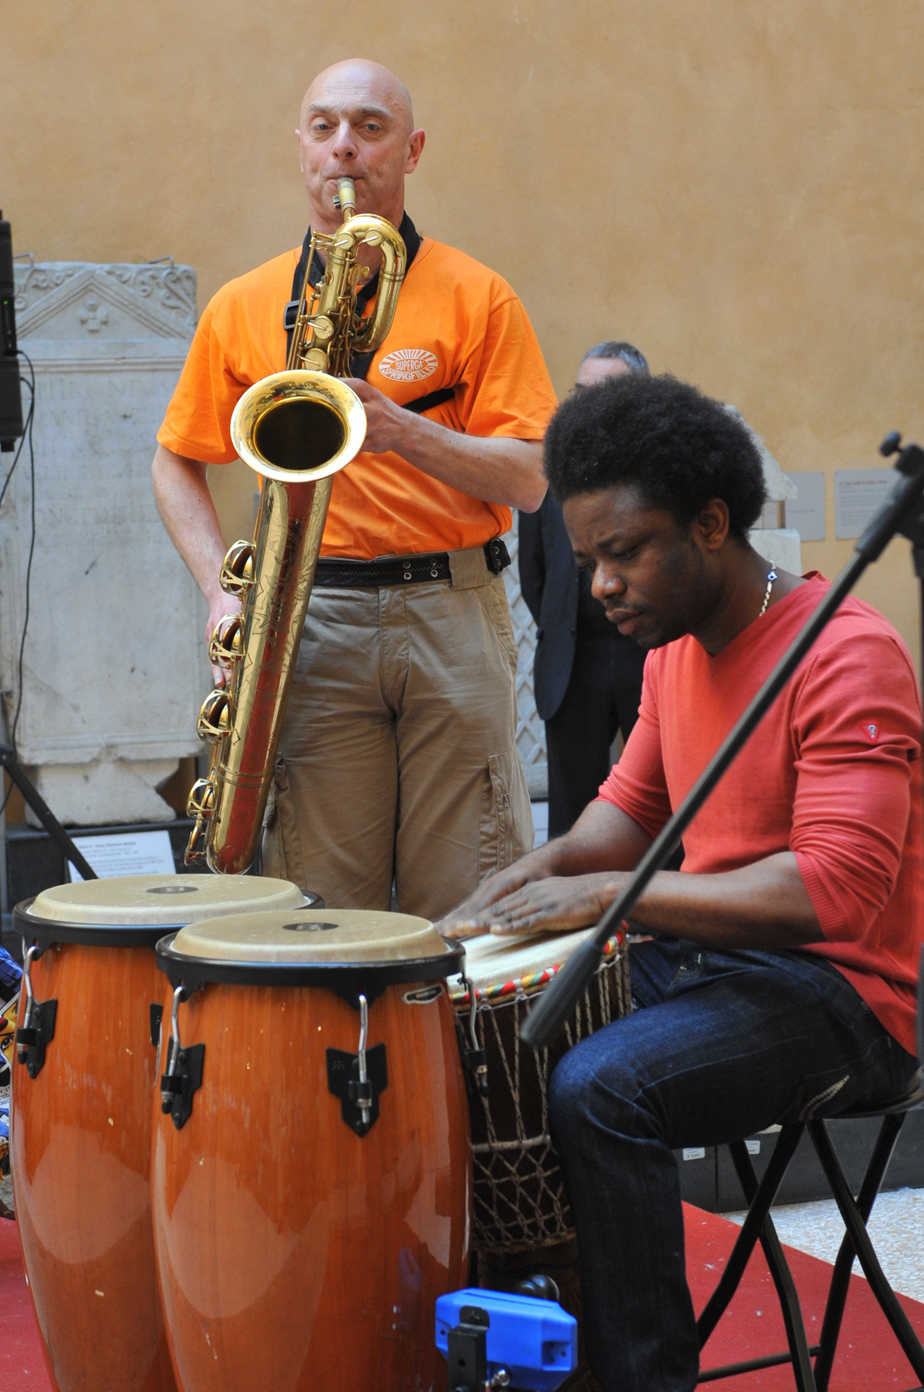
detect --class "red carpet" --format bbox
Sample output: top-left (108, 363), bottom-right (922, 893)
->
top-left (685, 1203), bottom-right (924, 1390)
top-left (0, 1215), bottom-right (52, 1391)
top-left (2, 1207), bottom-right (924, 1390)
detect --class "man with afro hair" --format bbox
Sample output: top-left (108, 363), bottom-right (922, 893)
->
top-left (440, 373), bottom-right (922, 1392)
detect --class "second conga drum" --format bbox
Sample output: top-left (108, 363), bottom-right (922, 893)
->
top-left (151, 909), bottom-right (471, 1392)
top-left (11, 874), bottom-right (311, 1392)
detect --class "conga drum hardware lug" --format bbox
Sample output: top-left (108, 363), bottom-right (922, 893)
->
top-left (326, 991), bottom-right (388, 1136)
top-left (356, 992), bottom-right (371, 1125)
top-left (16, 1000), bottom-right (57, 1077)
top-left (327, 1042), bottom-right (388, 1137)
top-left (149, 1002), bottom-right (164, 1048)
top-left (462, 1046), bottom-right (490, 1099)
top-left (16, 945), bottom-right (58, 1078)
top-left (160, 1043), bottom-right (205, 1129)
top-left (160, 985), bottom-right (205, 1129)
top-left (458, 975), bottom-right (491, 1099)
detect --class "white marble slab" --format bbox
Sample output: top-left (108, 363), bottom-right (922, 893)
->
top-left (1, 262), bottom-right (207, 824)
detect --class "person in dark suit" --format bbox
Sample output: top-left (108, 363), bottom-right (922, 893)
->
top-left (519, 341), bottom-right (650, 837)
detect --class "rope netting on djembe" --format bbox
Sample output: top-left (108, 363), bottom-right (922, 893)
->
top-left (461, 942), bottom-right (631, 1254)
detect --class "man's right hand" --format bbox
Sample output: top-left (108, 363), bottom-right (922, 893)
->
top-left (436, 852), bottom-right (557, 939)
top-left (435, 801), bottom-right (652, 940)
top-left (205, 593), bottom-right (243, 687)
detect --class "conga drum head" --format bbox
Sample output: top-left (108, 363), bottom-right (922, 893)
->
top-left (16, 875), bottom-right (312, 949)
top-left (158, 908), bottom-right (463, 993)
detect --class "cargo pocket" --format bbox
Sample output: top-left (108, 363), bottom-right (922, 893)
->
top-left (478, 749), bottom-right (533, 879)
top-left (261, 759), bottom-right (307, 889)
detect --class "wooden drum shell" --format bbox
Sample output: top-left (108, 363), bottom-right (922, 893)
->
top-left (11, 941), bottom-right (177, 1392)
top-left (152, 977), bottom-right (470, 1392)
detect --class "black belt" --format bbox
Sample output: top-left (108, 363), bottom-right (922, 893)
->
top-left (314, 539), bottom-right (510, 589)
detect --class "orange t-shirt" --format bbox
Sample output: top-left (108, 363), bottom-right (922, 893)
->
top-left (157, 236), bottom-right (558, 558)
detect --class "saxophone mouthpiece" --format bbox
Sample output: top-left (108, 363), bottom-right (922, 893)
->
top-left (334, 177), bottom-right (357, 220)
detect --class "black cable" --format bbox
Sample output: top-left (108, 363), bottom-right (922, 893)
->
top-left (0, 349), bottom-right (35, 813)
top-left (0, 360), bottom-right (33, 512)
top-left (10, 350), bottom-right (37, 756)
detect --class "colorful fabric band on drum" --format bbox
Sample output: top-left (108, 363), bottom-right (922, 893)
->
top-left (450, 932), bottom-right (624, 1008)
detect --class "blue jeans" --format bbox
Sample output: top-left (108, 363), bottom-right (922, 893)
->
top-left (547, 938), bottom-right (919, 1392)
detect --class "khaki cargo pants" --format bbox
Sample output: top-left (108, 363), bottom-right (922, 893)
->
top-left (262, 546), bottom-right (533, 921)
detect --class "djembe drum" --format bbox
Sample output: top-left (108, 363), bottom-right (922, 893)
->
top-left (11, 874), bottom-right (312, 1392)
top-left (452, 927), bottom-right (630, 1392)
top-left (151, 908), bottom-right (471, 1392)
top-left (452, 926), bottom-right (630, 1254)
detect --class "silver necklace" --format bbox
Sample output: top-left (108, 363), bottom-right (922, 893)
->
top-left (758, 568), bottom-right (778, 618)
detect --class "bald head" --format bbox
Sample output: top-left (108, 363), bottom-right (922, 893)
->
top-left (295, 58), bottom-right (424, 232)
top-left (300, 60), bottom-right (414, 137)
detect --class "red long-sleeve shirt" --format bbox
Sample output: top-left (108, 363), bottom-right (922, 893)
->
top-left (598, 574), bottom-right (923, 1054)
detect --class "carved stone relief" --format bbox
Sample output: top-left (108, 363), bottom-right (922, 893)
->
top-left (1, 261), bottom-right (205, 826)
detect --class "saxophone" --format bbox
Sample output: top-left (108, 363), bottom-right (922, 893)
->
top-left (186, 178), bottom-right (407, 873)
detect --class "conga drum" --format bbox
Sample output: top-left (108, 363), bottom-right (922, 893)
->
top-left (151, 909), bottom-right (471, 1392)
top-left (11, 874), bottom-right (312, 1392)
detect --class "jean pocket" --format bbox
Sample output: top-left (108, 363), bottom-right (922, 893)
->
top-left (789, 1067), bottom-right (853, 1121)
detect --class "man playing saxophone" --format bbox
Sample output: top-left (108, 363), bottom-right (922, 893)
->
top-left (152, 58), bottom-right (557, 916)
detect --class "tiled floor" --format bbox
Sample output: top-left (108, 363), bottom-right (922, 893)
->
top-left (726, 1187), bottom-right (924, 1303)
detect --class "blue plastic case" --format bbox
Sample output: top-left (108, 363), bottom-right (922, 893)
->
top-left (435, 1288), bottom-right (577, 1391)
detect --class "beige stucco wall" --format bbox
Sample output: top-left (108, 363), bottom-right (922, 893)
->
top-left (4, 1), bottom-right (923, 662)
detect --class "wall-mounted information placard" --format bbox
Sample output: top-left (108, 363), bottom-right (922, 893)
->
top-left (68, 829), bottom-right (176, 881)
top-left (834, 468), bottom-right (896, 540)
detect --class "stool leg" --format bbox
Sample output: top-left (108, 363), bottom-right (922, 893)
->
top-left (811, 1113), bottom-right (905, 1392)
top-left (810, 1118), bottom-right (924, 1385)
top-left (698, 1124), bottom-right (817, 1392)
top-left (731, 1138), bottom-right (819, 1392)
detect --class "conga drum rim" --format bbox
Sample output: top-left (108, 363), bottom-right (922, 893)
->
top-left (450, 926), bottom-right (624, 1009)
top-left (155, 908), bottom-right (465, 999)
top-left (14, 875), bottom-right (316, 951)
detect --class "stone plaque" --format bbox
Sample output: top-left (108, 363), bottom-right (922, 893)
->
top-left (834, 467), bottom-right (896, 540)
top-left (1, 261), bottom-right (206, 824)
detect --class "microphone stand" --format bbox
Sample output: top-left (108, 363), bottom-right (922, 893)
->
top-left (522, 434), bottom-right (924, 1052)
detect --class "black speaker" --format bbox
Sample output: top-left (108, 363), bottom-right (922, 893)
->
top-left (0, 212), bottom-right (23, 453)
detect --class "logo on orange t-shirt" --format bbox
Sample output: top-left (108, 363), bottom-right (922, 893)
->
top-left (862, 722), bottom-right (879, 741)
top-left (378, 348), bottom-right (439, 382)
